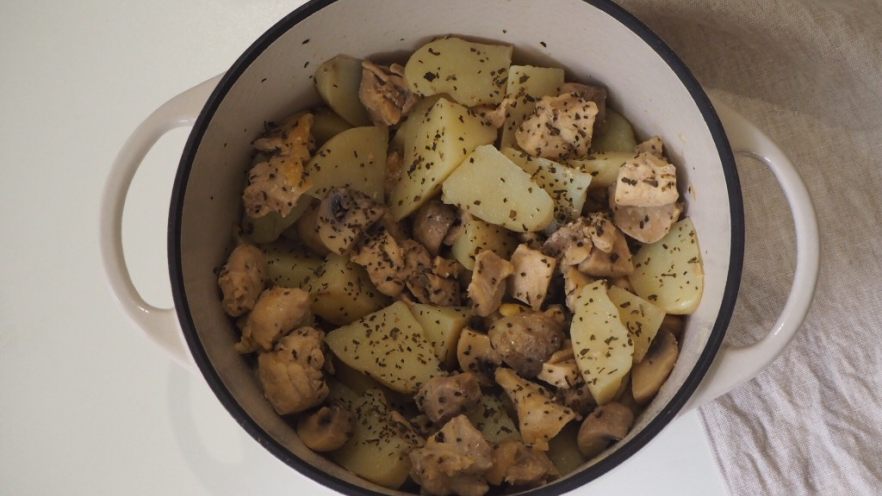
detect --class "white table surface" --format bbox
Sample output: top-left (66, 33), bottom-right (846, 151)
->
top-left (0, 1), bottom-right (729, 494)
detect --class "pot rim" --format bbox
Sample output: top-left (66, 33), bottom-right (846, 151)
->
top-left (168, 0), bottom-right (745, 494)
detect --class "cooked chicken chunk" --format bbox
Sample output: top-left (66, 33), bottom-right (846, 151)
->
top-left (537, 346), bottom-right (581, 389)
top-left (543, 214), bottom-right (633, 278)
top-left (257, 327), bottom-right (328, 415)
top-left (236, 287), bottom-right (312, 353)
top-left (488, 309), bottom-right (565, 378)
top-left (457, 329), bottom-right (503, 386)
top-left (576, 228), bottom-right (634, 278)
top-left (413, 200), bottom-right (457, 255)
top-left (495, 368), bottom-right (578, 450)
top-left (404, 240), bottom-right (462, 306)
top-left (316, 187), bottom-right (385, 255)
top-left (471, 97), bottom-right (511, 128)
top-left (485, 440), bottom-right (557, 487)
top-left (508, 244), bottom-right (557, 310)
top-left (409, 415), bottom-right (494, 496)
top-left (416, 372), bottom-right (482, 424)
top-left (433, 257), bottom-right (462, 279)
top-left (558, 82), bottom-right (607, 128)
top-left (634, 136), bottom-right (664, 157)
top-left (243, 113), bottom-right (313, 218)
top-left (350, 229), bottom-right (407, 297)
top-left (252, 112), bottom-right (315, 159)
top-left (359, 61), bottom-right (418, 127)
top-left (218, 243), bottom-right (266, 317)
top-left (562, 266), bottom-right (592, 312)
top-left (468, 250), bottom-right (514, 317)
top-left (515, 92), bottom-right (598, 160)
top-left (613, 152), bottom-right (678, 207)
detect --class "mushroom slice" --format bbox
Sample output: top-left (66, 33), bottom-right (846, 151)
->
top-left (495, 368), bottom-right (577, 450)
top-left (217, 243), bottom-right (266, 317)
top-left (416, 372), bottom-right (482, 424)
top-left (515, 92), bottom-right (599, 161)
top-left (485, 440), bottom-right (558, 487)
top-left (542, 213), bottom-right (616, 266)
top-left (359, 61), bottom-right (418, 127)
top-left (257, 327), bottom-right (329, 415)
top-left (537, 346), bottom-right (581, 389)
top-left (660, 314), bottom-right (686, 342)
top-left (576, 402), bottom-right (634, 458)
top-left (404, 240), bottom-right (462, 306)
top-left (409, 415), bottom-right (494, 496)
top-left (236, 287), bottom-right (312, 353)
top-left (613, 152), bottom-right (678, 207)
top-left (468, 250), bottom-right (515, 317)
top-left (413, 200), bottom-right (458, 255)
top-left (634, 136), bottom-right (664, 158)
top-left (609, 179), bottom-right (683, 244)
top-left (457, 328), bottom-right (502, 387)
top-left (316, 187), bottom-right (385, 255)
top-left (575, 226), bottom-right (634, 278)
top-left (297, 405), bottom-right (353, 452)
top-left (350, 229), bottom-right (406, 297)
top-left (631, 330), bottom-right (679, 404)
top-left (508, 244), bottom-right (557, 310)
top-left (488, 310), bottom-right (565, 378)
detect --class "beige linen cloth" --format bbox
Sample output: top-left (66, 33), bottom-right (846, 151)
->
top-left (616, 0), bottom-right (882, 494)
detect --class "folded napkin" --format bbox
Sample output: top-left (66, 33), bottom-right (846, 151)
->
top-left (618, 0), bottom-right (882, 494)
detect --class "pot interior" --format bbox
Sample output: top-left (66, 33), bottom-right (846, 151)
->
top-left (171, 0), bottom-right (737, 493)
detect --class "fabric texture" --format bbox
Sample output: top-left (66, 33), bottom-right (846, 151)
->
top-left (615, 1), bottom-right (882, 494)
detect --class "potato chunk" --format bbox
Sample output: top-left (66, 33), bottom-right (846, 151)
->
top-left (607, 285), bottom-right (665, 364)
top-left (450, 213), bottom-right (517, 270)
top-left (408, 303), bottom-right (471, 367)
top-left (304, 126), bottom-right (388, 202)
top-left (503, 147), bottom-right (592, 227)
top-left (325, 301), bottom-right (443, 393)
top-left (306, 254), bottom-right (388, 325)
top-left (568, 151), bottom-right (633, 190)
top-left (314, 55), bottom-right (371, 126)
top-left (405, 37), bottom-right (513, 106)
top-left (263, 243), bottom-right (321, 288)
top-left (442, 145), bottom-right (554, 232)
top-left (590, 109), bottom-right (637, 153)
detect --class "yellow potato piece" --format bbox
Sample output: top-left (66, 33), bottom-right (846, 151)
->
top-left (590, 109), bottom-right (637, 153)
top-left (307, 254), bottom-right (388, 325)
top-left (568, 151), bottom-right (634, 190)
top-left (408, 303), bottom-right (470, 367)
top-left (314, 55), bottom-right (371, 126)
top-left (607, 285), bottom-right (666, 364)
top-left (503, 147), bottom-right (592, 226)
top-left (304, 126), bottom-right (388, 202)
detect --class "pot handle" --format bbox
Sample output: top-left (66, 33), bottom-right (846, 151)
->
top-left (99, 75), bottom-right (221, 368)
top-left (683, 97), bottom-right (820, 411)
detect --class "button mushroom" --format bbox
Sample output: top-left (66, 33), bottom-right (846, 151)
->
top-left (495, 368), bottom-right (577, 450)
top-left (296, 405), bottom-right (353, 452)
top-left (409, 415), bottom-right (494, 496)
top-left (235, 287), bottom-right (312, 353)
top-left (609, 180), bottom-right (683, 244)
top-left (508, 244), bottom-right (557, 310)
top-left (485, 439), bottom-right (558, 487)
top-left (515, 92), bottom-right (599, 161)
top-left (543, 214), bottom-right (634, 278)
top-left (537, 346), bottom-right (581, 389)
top-left (316, 187), bottom-right (385, 255)
top-left (350, 229), bottom-right (407, 297)
top-left (415, 372), bottom-right (482, 424)
top-left (457, 328), bottom-right (502, 387)
top-left (576, 402), bottom-right (634, 458)
top-left (358, 61), bottom-right (418, 127)
top-left (467, 250), bottom-right (514, 317)
top-left (257, 327), bottom-right (329, 415)
top-left (488, 309), bottom-right (565, 378)
top-left (631, 329), bottom-right (679, 404)
top-left (217, 243), bottom-right (266, 317)
top-left (412, 200), bottom-right (457, 255)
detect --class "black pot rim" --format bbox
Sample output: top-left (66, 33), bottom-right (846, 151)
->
top-left (168, 0), bottom-right (744, 494)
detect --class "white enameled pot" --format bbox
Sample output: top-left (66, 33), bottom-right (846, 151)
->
top-left (100, 0), bottom-right (819, 494)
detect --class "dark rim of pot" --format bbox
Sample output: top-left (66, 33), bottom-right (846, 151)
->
top-left (168, 0), bottom-right (744, 494)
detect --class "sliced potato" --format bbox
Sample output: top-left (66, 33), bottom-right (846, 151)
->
top-left (325, 301), bottom-right (443, 394)
top-left (312, 107), bottom-right (352, 146)
top-left (289, 199), bottom-right (330, 256)
top-left (500, 65), bottom-right (565, 149)
top-left (331, 389), bottom-right (422, 489)
top-left (570, 281), bottom-right (634, 405)
top-left (568, 152), bottom-right (634, 190)
top-left (408, 303), bottom-right (470, 367)
top-left (442, 145), bottom-right (554, 232)
top-left (405, 37), bottom-right (513, 106)
top-left (466, 394), bottom-right (521, 444)
top-left (628, 218), bottom-right (704, 315)
top-left (388, 98), bottom-right (497, 220)
top-left (333, 357), bottom-right (384, 395)
top-left (390, 95), bottom-right (443, 152)
top-left (304, 126), bottom-right (388, 202)
top-left (326, 377), bottom-right (360, 411)
top-left (607, 285), bottom-right (665, 364)
top-left (263, 243), bottom-right (322, 288)
top-left (503, 147), bottom-right (592, 226)
top-left (547, 423), bottom-right (585, 476)
top-left (307, 254), bottom-right (388, 325)
top-left (450, 214), bottom-right (517, 270)
top-left (243, 199), bottom-right (310, 244)
top-left (591, 109), bottom-right (637, 153)
top-left (314, 55), bottom-right (371, 126)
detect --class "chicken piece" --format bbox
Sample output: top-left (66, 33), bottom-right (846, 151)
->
top-left (468, 250), bottom-right (514, 317)
top-left (515, 92), bottom-right (599, 160)
top-left (217, 244), bottom-right (266, 317)
top-left (257, 327), bottom-right (329, 415)
top-left (236, 287), bottom-right (312, 353)
top-left (413, 200), bottom-right (457, 255)
top-left (543, 214), bottom-right (633, 278)
top-left (433, 257), bottom-right (462, 279)
top-left (556, 383), bottom-right (597, 417)
top-left (634, 136), bottom-right (664, 157)
top-left (485, 440), bottom-right (558, 487)
top-left (403, 240), bottom-right (462, 306)
top-left (350, 229), bottom-right (407, 297)
top-left (409, 415), bottom-right (494, 496)
top-left (495, 368), bottom-right (578, 450)
top-left (508, 244), bottom-right (557, 310)
top-left (558, 82), bottom-right (607, 128)
top-left (537, 346), bottom-right (581, 389)
top-left (610, 197), bottom-right (684, 244)
top-left (576, 227), bottom-right (634, 278)
top-left (471, 97), bottom-right (511, 128)
top-left (316, 187), bottom-right (385, 255)
top-left (359, 61), bottom-right (418, 127)
top-left (457, 329), bottom-right (502, 387)
top-left (416, 373), bottom-right (482, 424)
top-left (243, 114), bottom-right (314, 219)
top-left (252, 112), bottom-right (315, 159)
top-left (562, 266), bottom-right (592, 312)
top-left (488, 309), bottom-right (565, 378)
top-left (613, 153), bottom-right (678, 207)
